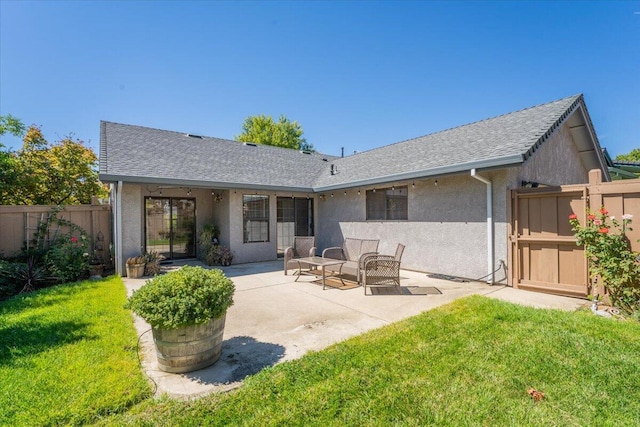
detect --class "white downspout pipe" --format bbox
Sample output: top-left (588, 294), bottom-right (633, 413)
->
top-left (470, 169), bottom-right (494, 284)
top-left (115, 181), bottom-right (123, 276)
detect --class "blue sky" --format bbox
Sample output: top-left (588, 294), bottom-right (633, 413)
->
top-left (1, 1), bottom-right (638, 158)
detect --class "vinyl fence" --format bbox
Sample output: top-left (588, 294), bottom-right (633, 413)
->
top-left (0, 199), bottom-right (112, 266)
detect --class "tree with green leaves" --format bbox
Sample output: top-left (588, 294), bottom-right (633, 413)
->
top-left (0, 114), bottom-right (26, 204)
top-left (615, 148), bottom-right (640, 162)
top-left (236, 114), bottom-right (313, 151)
top-left (1, 122), bottom-right (107, 205)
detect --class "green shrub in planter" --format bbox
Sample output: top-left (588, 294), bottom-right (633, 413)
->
top-left (126, 266), bottom-right (235, 329)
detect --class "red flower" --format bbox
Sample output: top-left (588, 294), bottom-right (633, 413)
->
top-left (600, 208), bottom-right (608, 215)
top-left (587, 214), bottom-right (595, 221)
top-left (71, 237), bottom-right (78, 243)
top-left (568, 214), bottom-right (577, 220)
top-left (599, 227), bottom-right (609, 233)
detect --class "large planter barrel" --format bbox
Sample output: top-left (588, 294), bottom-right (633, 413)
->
top-left (152, 314), bottom-right (226, 373)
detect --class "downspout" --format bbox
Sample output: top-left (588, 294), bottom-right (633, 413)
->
top-left (470, 169), bottom-right (494, 284)
top-left (115, 181), bottom-right (123, 276)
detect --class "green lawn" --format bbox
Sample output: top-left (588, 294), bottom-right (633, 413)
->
top-left (0, 277), bottom-right (151, 426)
top-left (102, 296), bottom-right (640, 426)
top-left (3, 283), bottom-right (639, 427)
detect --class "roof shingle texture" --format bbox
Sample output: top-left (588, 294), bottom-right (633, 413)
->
top-left (100, 123), bottom-right (334, 190)
top-left (99, 94), bottom-right (582, 190)
top-left (313, 94), bottom-right (581, 188)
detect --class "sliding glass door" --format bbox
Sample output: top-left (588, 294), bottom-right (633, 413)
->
top-left (145, 197), bottom-right (196, 259)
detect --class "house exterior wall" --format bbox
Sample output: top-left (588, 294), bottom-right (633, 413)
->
top-left (119, 184), bottom-right (216, 269)
top-left (316, 174), bottom-right (508, 281)
top-left (509, 124), bottom-right (590, 187)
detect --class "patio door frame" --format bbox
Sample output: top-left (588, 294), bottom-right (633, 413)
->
top-left (144, 196), bottom-right (196, 259)
top-left (276, 197), bottom-right (314, 256)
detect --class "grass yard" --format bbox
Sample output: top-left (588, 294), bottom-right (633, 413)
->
top-left (0, 277), bottom-right (151, 426)
top-left (102, 295), bottom-right (640, 426)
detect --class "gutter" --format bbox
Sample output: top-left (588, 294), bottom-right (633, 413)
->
top-left (470, 169), bottom-right (494, 284)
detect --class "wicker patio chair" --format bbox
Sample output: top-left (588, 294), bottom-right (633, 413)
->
top-left (284, 236), bottom-right (316, 275)
top-left (362, 244), bottom-right (405, 295)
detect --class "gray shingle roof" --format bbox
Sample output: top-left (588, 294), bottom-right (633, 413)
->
top-left (313, 94), bottom-right (585, 190)
top-left (100, 94), bottom-right (603, 191)
top-left (99, 122), bottom-right (335, 191)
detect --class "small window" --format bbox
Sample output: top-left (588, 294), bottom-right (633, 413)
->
top-left (243, 195), bottom-right (269, 243)
top-left (366, 186), bottom-right (408, 220)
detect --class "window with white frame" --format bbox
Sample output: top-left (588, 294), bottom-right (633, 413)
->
top-left (366, 186), bottom-right (408, 220)
top-left (243, 195), bottom-right (269, 243)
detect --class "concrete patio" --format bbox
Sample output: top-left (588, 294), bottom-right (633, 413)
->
top-left (124, 260), bottom-right (586, 399)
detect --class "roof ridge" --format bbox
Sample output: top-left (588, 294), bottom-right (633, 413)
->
top-left (334, 94), bottom-right (583, 161)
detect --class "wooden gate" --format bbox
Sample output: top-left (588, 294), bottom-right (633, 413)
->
top-left (508, 170), bottom-right (640, 298)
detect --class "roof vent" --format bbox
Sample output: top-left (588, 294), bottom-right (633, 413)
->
top-left (186, 134), bottom-right (203, 139)
top-left (244, 142), bottom-right (258, 147)
top-left (300, 150), bottom-right (312, 155)
top-left (322, 158), bottom-right (328, 162)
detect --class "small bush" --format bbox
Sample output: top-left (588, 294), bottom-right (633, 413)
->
top-left (45, 234), bottom-right (90, 283)
top-left (126, 266), bottom-right (235, 329)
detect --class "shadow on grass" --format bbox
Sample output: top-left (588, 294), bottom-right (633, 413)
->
top-left (185, 336), bottom-right (285, 385)
top-left (0, 319), bottom-right (95, 365)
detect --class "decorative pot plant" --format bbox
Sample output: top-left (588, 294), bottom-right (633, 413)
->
top-left (125, 266), bottom-right (235, 373)
top-left (125, 256), bottom-right (146, 278)
top-left (143, 251), bottom-right (165, 276)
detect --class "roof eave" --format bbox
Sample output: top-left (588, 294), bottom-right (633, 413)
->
top-left (313, 154), bottom-right (525, 192)
top-left (98, 174), bottom-right (315, 193)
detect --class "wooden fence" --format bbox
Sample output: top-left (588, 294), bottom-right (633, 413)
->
top-left (508, 170), bottom-right (640, 298)
top-left (0, 199), bottom-right (112, 265)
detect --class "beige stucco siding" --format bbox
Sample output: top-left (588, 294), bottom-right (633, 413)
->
top-left (316, 174), bottom-right (507, 281)
top-left (510, 123), bottom-right (589, 187)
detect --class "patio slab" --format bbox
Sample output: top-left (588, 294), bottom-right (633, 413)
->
top-left (124, 260), bottom-right (585, 399)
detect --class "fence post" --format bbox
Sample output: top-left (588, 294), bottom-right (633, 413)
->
top-left (588, 169), bottom-right (602, 209)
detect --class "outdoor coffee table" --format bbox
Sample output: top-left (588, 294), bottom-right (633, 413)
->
top-left (295, 256), bottom-right (347, 290)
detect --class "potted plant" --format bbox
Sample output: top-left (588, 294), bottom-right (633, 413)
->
top-left (143, 251), bottom-right (165, 276)
top-left (213, 245), bottom-right (234, 266)
top-left (125, 256), bottom-right (146, 278)
top-left (125, 266), bottom-right (235, 373)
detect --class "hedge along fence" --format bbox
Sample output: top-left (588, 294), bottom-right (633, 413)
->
top-left (0, 198), bottom-right (112, 266)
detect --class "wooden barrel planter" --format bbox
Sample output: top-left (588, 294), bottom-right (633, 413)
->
top-left (126, 263), bottom-right (145, 278)
top-left (152, 314), bottom-right (226, 373)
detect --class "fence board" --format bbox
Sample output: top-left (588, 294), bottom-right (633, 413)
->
top-left (0, 203), bottom-right (111, 265)
top-left (509, 171), bottom-right (640, 298)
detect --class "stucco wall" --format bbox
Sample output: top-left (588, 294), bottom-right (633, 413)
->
top-left (121, 183), bottom-right (143, 262)
top-left (511, 124), bottom-right (590, 187)
top-left (119, 185), bottom-right (217, 269)
top-left (227, 191), bottom-right (277, 264)
top-left (316, 173), bottom-right (509, 281)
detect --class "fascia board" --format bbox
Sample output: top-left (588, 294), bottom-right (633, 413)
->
top-left (98, 174), bottom-right (314, 193)
top-left (312, 154), bottom-right (524, 192)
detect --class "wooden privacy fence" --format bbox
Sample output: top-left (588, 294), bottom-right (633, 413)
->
top-left (508, 170), bottom-right (640, 298)
top-left (0, 199), bottom-right (112, 265)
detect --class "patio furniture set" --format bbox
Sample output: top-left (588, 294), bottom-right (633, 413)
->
top-left (284, 237), bottom-right (405, 294)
